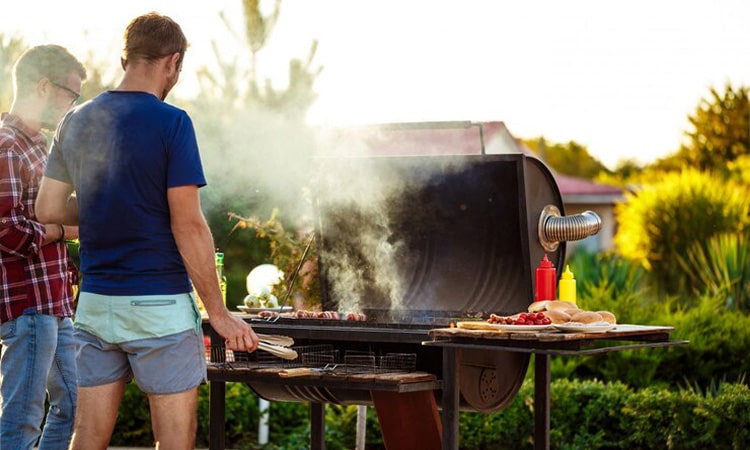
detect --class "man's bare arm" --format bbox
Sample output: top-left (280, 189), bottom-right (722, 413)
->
top-left (36, 176), bottom-right (78, 225)
top-left (167, 185), bottom-right (258, 352)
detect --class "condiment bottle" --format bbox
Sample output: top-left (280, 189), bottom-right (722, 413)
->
top-left (558, 264), bottom-right (576, 305)
top-left (535, 254), bottom-right (556, 301)
top-left (215, 252), bottom-right (227, 305)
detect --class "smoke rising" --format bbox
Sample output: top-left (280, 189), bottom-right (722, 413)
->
top-left (195, 113), bottom-right (474, 314)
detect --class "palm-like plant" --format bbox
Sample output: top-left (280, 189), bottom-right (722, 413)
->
top-left (677, 231), bottom-right (750, 313)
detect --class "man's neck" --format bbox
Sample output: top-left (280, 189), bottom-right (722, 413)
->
top-left (7, 101), bottom-right (42, 133)
top-left (115, 60), bottom-right (170, 100)
top-left (115, 76), bottom-right (163, 99)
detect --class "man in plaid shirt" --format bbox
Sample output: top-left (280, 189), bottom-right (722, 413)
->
top-left (0, 45), bottom-right (85, 450)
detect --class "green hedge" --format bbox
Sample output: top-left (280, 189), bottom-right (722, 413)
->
top-left (459, 378), bottom-right (750, 450)
top-left (110, 377), bottom-right (750, 449)
top-left (548, 295), bottom-right (750, 390)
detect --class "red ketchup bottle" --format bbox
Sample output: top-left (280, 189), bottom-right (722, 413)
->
top-left (535, 254), bottom-right (557, 301)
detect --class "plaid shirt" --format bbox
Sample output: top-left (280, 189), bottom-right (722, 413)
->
top-left (0, 113), bottom-right (73, 322)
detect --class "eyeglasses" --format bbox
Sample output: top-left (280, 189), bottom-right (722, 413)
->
top-left (49, 80), bottom-right (80, 105)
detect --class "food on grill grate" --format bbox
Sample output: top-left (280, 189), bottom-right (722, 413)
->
top-left (295, 310), bottom-right (339, 319)
top-left (345, 312), bottom-right (367, 321)
top-left (257, 310), bottom-right (280, 319)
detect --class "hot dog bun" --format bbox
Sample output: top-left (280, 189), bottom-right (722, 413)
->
top-left (569, 311), bottom-right (603, 324)
top-left (596, 311), bottom-right (617, 324)
top-left (544, 309), bottom-right (571, 324)
top-left (528, 300), bottom-right (577, 313)
top-left (528, 300), bottom-right (551, 313)
top-left (547, 301), bottom-right (577, 311)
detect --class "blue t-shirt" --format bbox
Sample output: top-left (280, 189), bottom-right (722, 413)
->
top-left (45, 91), bottom-right (206, 295)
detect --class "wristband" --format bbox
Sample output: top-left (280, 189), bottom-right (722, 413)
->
top-left (58, 224), bottom-right (65, 243)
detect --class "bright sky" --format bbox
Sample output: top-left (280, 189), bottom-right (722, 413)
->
top-left (2, 0), bottom-right (748, 169)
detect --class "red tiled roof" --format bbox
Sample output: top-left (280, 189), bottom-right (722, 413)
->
top-left (555, 174), bottom-right (623, 196)
top-left (324, 121), bottom-right (623, 200)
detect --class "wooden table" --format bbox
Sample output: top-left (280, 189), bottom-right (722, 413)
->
top-left (424, 324), bottom-right (688, 450)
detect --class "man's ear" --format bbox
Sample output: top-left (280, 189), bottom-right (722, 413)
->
top-left (36, 77), bottom-right (52, 99)
top-left (169, 52), bottom-right (181, 74)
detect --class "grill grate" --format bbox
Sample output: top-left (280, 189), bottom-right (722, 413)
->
top-left (208, 343), bottom-right (416, 374)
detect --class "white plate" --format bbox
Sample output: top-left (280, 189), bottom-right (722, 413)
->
top-left (237, 305), bottom-right (293, 314)
top-left (488, 323), bottom-right (555, 332)
top-left (553, 323), bottom-right (616, 333)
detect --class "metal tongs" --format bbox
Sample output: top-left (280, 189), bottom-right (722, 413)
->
top-left (256, 333), bottom-right (297, 360)
top-left (278, 363), bottom-right (339, 378)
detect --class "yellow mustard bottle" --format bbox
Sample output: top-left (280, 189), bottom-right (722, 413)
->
top-left (558, 264), bottom-right (576, 305)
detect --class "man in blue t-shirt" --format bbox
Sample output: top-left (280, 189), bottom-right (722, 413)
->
top-left (36, 12), bottom-right (259, 449)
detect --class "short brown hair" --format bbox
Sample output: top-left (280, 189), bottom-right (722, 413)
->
top-left (122, 12), bottom-right (188, 67)
top-left (13, 45), bottom-right (87, 94)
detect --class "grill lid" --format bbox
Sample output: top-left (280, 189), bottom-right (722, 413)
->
top-left (314, 154), bottom-right (538, 319)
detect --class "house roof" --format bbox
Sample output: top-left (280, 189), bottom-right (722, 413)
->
top-left (323, 121), bottom-right (624, 203)
top-left (555, 174), bottom-right (625, 204)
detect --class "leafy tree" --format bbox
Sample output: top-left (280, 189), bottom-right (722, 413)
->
top-left (522, 137), bottom-right (611, 179)
top-left (596, 158), bottom-right (647, 188)
top-left (182, 1), bottom-right (322, 304)
top-left (655, 83), bottom-right (749, 174)
top-left (241, 0), bottom-right (281, 88)
top-left (0, 34), bottom-right (29, 111)
top-left (196, 0), bottom-right (321, 117)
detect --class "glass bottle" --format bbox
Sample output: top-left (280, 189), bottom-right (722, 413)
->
top-left (215, 252), bottom-right (227, 305)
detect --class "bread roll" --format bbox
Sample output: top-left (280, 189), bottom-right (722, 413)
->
top-left (596, 311), bottom-right (617, 324)
top-left (544, 309), bottom-right (571, 324)
top-left (528, 300), bottom-right (577, 313)
top-left (563, 308), bottom-right (582, 316)
top-left (528, 300), bottom-right (551, 313)
top-left (570, 311), bottom-right (603, 324)
top-left (546, 301), bottom-right (577, 311)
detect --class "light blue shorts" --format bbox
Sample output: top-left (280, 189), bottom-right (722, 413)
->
top-left (74, 327), bottom-right (207, 394)
top-left (73, 292), bottom-right (206, 394)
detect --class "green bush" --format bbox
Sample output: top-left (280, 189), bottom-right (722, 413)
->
top-left (449, 378), bottom-right (750, 450)
top-left (614, 168), bottom-right (750, 296)
top-left (621, 383), bottom-right (750, 449)
top-left (551, 294), bottom-right (750, 390)
top-left (677, 231), bottom-right (750, 313)
top-left (109, 375), bottom-right (750, 449)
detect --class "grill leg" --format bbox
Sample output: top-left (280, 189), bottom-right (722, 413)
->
top-left (371, 390), bottom-right (441, 450)
top-left (534, 354), bottom-right (551, 450)
top-left (310, 402), bottom-right (326, 450)
top-left (209, 380), bottom-right (226, 450)
top-left (441, 347), bottom-right (459, 450)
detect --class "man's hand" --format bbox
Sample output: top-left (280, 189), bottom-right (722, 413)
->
top-left (209, 310), bottom-right (259, 352)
